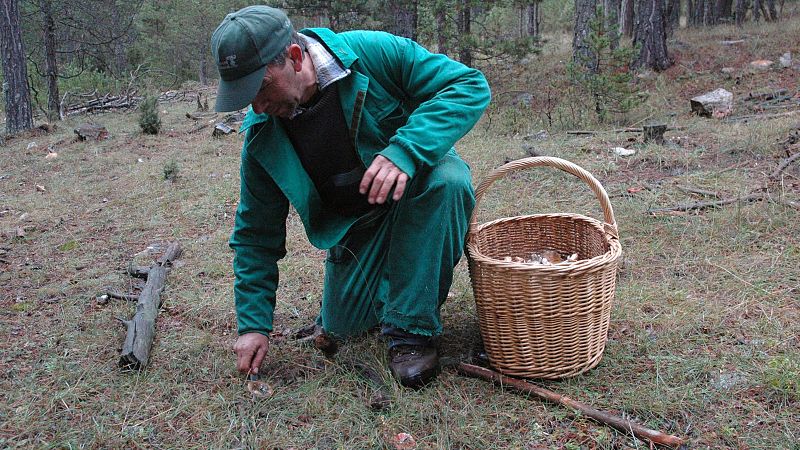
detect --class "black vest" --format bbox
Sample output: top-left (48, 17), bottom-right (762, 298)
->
top-left (281, 83), bottom-right (373, 216)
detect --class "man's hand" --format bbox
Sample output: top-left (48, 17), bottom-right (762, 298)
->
top-left (233, 333), bottom-right (270, 375)
top-left (360, 155), bottom-right (409, 204)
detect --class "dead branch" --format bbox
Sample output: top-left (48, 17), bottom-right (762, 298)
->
top-left (107, 292), bottom-right (139, 302)
top-left (676, 185), bottom-right (721, 198)
top-left (646, 193), bottom-right (765, 215)
top-left (770, 152), bottom-right (800, 180)
top-left (119, 241), bottom-right (182, 371)
top-left (724, 110), bottom-right (800, 123)
top-left (458, 363), bottom-right (686, 449)
top-left (566, 126), bottom-right (684, 136)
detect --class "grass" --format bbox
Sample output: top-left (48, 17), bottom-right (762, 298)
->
top-left (2, 14), bottom-right (800, 450)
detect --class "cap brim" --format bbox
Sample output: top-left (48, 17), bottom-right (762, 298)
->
top-left (214, 65), bottom-right (267, 112)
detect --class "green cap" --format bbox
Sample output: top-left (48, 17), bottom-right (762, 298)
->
top-left (211, 6), bottom-right (293, 112)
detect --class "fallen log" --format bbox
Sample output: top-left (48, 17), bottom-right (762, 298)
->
top-left (770, 152), bottom-right (800, 180)
top-left (118, 242), bottom-right (182, 370)
top-left (646, 193), bottom-right (765, 215)
top-left (458, 363), bottom-right (686, 449)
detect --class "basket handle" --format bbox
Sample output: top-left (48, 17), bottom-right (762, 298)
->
top-left (469, 156), bottom-right (619, 239)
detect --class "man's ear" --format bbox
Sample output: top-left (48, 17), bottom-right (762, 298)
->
top-left (287, 44), bottom-right (304, 72)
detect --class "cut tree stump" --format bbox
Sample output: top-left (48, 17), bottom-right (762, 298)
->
top-left (643, 124), bottom-right (667, 144)
top-left (118, 242), bottom-right (182, 371)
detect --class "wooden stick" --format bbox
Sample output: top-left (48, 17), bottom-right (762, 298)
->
top-left (724, 110), bottom-right (799, 123)
top-left (646, 193), bottom-right (764, 214)
top-left (676, 185), bottom-right (721, 198)
top-left (770, 152), bottom-right (800, 180)
top-left (107, 292), bottom-right (139, 302)
top-left (458, 363), bottom-right (686, 449)
top-left (119, 242), bottom-right (182, 370)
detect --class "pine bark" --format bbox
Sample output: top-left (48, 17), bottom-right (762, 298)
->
top-left (1, 0), bottom-right (34, 134)
top-left (526, 1), bottom-right (541, 37)
top-left (604, 0), bottom-right (621, 49)
top-left (735, 0), bottom-right (750, 25)
top-left (39, 0), bottom-right (60, 121)
top-left (435, 3), bottom-right (449, 55)
top-left (457, 0), bottom-right (472, 67)
top-left (633, 0), bottom-right (673, 71)
top-left (573, 0), bottom-right (598, 72)
top-left (666, 0), bottom-right (681, 34)
top-left (620, 0), bottom-right (634, 37)
top-left (388, 0), bottom-right (418, 40)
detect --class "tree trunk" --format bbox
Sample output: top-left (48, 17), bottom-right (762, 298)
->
top-left (604, 0), bottom-right (621, 49)
top-left (526, 1), bottom-right (541, 37)
top-left (39, 0), bottom-right (60, 121)
top-left (1, 0), bottom-right (34, 134)
top-left (388, 0), bottom-right (418, 40)
top-left (620, 0), bottom-right (634, 37)
top-left (633, 0), bottom-right (673, 71)
top-left (704, 0), bottom-right (716, 24)
top-left (457, 0), bottom-right (472, 67)
top-left (573, 0), bottom-right (598, 72)
top-left (753, 0), bottom-right (762, 20)
top-left (735, 0), bottom-right (749, 25)
top-left (765, 0), bottom-right (778, 20)
top-left (716, 0), bottom-right (734, 21)
top-left (198, 45), bottom-right (208, 86)
top-left (666, 0), bottom-right (681, 35)
top-left (435, 2), bottom-right (449, 55)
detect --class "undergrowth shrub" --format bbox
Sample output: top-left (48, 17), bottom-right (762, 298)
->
top-left (139, 95), bottom-right (161, 134)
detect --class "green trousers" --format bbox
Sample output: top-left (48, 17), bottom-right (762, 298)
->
top-left (319, 152), bottom-right (475, 338)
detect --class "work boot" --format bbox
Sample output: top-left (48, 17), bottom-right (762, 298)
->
top-left (383, 326), bottom-right (440, 389)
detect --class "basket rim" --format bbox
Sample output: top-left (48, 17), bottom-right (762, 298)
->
top-left (466, 212), bottom-right (622, 273)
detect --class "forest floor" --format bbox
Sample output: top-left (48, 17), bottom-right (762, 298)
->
top-left (1, 14), bottom-right (799, 450)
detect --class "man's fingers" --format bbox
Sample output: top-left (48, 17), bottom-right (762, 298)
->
top-left (392, 173), bottom-right (408, 201)
top-left (236, 348), bottom-right (254, 373)
top-left (368, 166), bottom-right (393, 204)
top-left (251, 344), bottom-right (268, 374)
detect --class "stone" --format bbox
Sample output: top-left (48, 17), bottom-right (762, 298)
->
top-left (690, 88), bottom-right (734, 118)
top-left (750, 59), bottom-right (774, 70)
top-left (613, 147), bottom-right (636, 157)
top-left (779, 52), bottom-right (792, 68)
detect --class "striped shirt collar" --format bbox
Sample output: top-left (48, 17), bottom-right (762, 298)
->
top-left (289, 34), bottom-right (350, 118)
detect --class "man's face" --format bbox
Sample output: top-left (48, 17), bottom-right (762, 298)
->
top-left (250, 56), bottom-right (302, 118)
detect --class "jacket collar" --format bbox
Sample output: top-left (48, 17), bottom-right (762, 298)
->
top-left (240, 28), bottom-right (357, 134)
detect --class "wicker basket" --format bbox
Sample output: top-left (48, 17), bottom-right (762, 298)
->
top-left (467, 157), bottom-right (622, 379)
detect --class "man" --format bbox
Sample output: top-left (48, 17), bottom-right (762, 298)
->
top-left (212, 5), bottom-right (490, 388)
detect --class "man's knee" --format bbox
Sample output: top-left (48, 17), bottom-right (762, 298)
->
top-left (411, 155), bottom-right (474, 202)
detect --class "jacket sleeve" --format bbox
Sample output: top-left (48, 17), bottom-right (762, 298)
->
top-left (347, 31), bottom-right (491, 178)
top-left (229, 138), bottom-right (289, 336)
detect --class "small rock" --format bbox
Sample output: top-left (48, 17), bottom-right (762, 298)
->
top-left (35, 184), bottom-right (46, 193)
top-left (391, 433), bottom-right (417, 450)
top-left (613, 147), bottom-right (636, 157)
top-left (45, 151), bottom-right (58, 160)
top-left (750, 59), bottom-right (774, 70)
top-left (525, 130), bottom-right (549, 141)
top-left (779, 52), bottom-right (792, 68)
top-left (511, 92), bottom-right (533, 107)
top-left (691, 88), bottom-right (734, 118)
top-left (97, 294), bottom-right (109, 305)
top-left (27, 141), bottom-right (37, 150)
top-left (137, 158), bottom-right (144, 163)
top-left (720, 67), bottom-right (736, 75)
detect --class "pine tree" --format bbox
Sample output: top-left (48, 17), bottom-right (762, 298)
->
top-left (138, 96), bottom-right (161, 135)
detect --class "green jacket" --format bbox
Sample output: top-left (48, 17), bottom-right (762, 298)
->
top-left (231, 28), bottom-right (491, 336)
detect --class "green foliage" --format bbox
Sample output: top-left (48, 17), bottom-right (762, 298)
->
top-left (163, 160), bottom-right (179, 182)
top-left (763, 355), bottom-right (800, 399)
top-left (139, 96), bottom-right (161, 135)
top-left (568, 7), bottom-right (644, 123)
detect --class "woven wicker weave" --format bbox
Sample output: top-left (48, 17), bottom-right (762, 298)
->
top-left (467, 157), bottom-right (622, 379)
